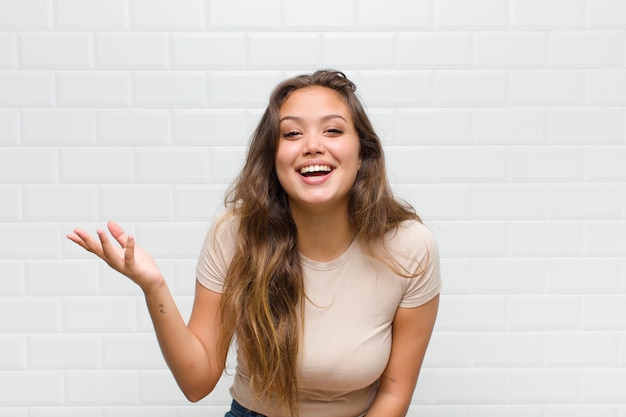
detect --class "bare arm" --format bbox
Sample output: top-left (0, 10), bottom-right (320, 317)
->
top-left (67, 221), bottom-right (223, 401)
top-left (365, 294), bottom-right (439, 417)
top-left (144, 279), bottom-right (224, 401)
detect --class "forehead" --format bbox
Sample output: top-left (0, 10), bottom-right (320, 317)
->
top-left (279, 86), bottom-right (351, 119)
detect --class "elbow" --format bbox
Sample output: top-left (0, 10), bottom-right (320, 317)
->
top-left (185, 392), bottom-right (206, 403)
top-left (182, 387), bottom-right (212, 403)
top-left (175, 360), bottom-right (223, 403)
top-left (179, 378), bottom-right (219, 403)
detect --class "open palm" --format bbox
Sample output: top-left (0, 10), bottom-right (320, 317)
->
top-left (67, 221), bottom-right (163, 292)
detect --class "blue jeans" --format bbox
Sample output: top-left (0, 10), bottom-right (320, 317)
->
top-left (224, 399), bottom-right (267, 417)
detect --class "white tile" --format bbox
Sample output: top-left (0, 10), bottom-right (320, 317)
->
top-left (512, 0), bottom-right (585, 28)
top-left (57, 72), bottom-right (131, 107)
top-left (436, 0), bottom-right (508, 29)
top-left (511, 70), bottom-right (585, 105)
top-left (248, 33), bottom-right (319, 69)
top-left (172, 34), bottom-right (245, 69)
top-left (98, 110), bottom-right (171, 144)
top-left (0, 0), bottom-right (52, 29)
top-left (358, 0), bottom-right (431, 28)
top-left (131, 0), bottom-right (205, 29)
top-left (0, 72), bottom-right (54, 106)
top-left (0, 33), bottom-right (17, 68)
top-left (474, 32), bottom-right (547, 68)
top-left (285, 0), bottom-right (353, 29)
top-left (21, 110), bottom-right (96, 145)
top-left (54, 0), bottom-right (127, 29)
top-left (208, 0), bottom-right (280, 28)
top-left (23, 185), bottom-right (97, 221)
top-left (399, 33), bottom-right (472, 68)
top-left (0, 372), bottom-right (63, 405)
top-left (550, 31), bottom-right (624, 68)
top-left (95, 33), bottom-right (169, 69)
top-left (20, 33), bottom-right (92, 68)
top-left (133, 72), bottom-right (207, 107)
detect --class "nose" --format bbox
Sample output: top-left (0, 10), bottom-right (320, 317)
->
top-left (302, 132), bottom-right (325, 155)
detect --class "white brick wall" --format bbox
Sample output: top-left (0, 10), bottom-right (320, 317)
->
top-left (1, 0), bottom-right (625, 416)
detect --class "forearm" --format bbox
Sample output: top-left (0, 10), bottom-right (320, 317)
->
top-left (67, 224), bottom-right (222, 400)
top-left (366, 297), bottom-right (439, 417)
top-left (143, 279), bottom-right (220, 401)
top-left (365, 391), bottom-right (410, 417)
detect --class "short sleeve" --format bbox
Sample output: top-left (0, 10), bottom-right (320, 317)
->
top-left (195, 215), bottom-right (238, 293)
top-left (397, 221), bottom-right (442, 308)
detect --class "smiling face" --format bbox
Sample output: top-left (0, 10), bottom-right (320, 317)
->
top-left (275, 86), bottom-right (361, 215)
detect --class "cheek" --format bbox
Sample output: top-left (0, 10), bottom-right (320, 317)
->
top-left (340, 142), bottom-right (362, 169)
top-left (275, 143), bottom-right (291, 169)
top-left (274, 143), bottom-right (295, 183)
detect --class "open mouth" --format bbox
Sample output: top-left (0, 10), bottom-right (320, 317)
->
top-left (299, 165), bottom-right (333, 177)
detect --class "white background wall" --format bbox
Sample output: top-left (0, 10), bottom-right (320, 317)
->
top-left (1, 0), bottom-right (625, 416)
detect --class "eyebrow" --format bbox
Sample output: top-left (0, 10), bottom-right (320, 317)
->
top-left (279, 114), bottom-right (348, 123)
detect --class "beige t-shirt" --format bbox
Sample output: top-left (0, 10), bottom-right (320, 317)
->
top-left (196, 216), bottom-right (441, 417)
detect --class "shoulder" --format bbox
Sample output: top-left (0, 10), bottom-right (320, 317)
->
top-left (386, 219), bottom-right (438, 257)
top-left (381, 219), bottom-right (440, 277)
top-left (209, 211), bottom-right (240, 245)
top-left (196, 211), bottom-right (241, 290)
top-left (387, 220), bottom-right (442, 307)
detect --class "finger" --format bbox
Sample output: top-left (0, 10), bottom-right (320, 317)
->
top-left (71, 228), bottom-right (103, 255)
top-left (66, 232), bottom-right (90, 251)
top-left (108, 221), bottom-right (128, 248)
top-left (98, 229), bottom-right (117, 261)
top-left (124, 235), bottom-right (136, 267)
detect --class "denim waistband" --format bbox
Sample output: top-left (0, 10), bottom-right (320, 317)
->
top-left (227, 399), bottom-right (267, 417)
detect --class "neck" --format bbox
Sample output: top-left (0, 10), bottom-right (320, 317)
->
top-left (290, 203), bottom-right (354, 262)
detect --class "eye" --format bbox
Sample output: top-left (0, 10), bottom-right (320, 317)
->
top-left (325, 128), bottom-right (344, 136)
top-left (281, 130), bottom-right (301, 139)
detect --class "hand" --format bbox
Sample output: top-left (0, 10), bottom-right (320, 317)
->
top-left (67, 221), bottom-right (164, 293)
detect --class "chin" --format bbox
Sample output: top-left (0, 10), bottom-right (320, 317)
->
top-left (291, 196), bottom-right (348, 211)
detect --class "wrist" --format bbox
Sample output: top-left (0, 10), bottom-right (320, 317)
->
top-left (141, 275), bottom-right (168, 298)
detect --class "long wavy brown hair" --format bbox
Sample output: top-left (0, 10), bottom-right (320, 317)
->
top-left (216, 70), bottom-right (420, 415)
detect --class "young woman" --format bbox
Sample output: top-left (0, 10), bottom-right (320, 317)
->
top-left (68, 70), bottom-right (440, 417)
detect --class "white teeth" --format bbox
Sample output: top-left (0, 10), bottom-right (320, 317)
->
top-left (299, 165), bottom-right (332, 174)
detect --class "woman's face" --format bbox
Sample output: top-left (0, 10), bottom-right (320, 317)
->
top-left (275, 86), bottom-right (361, 214)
